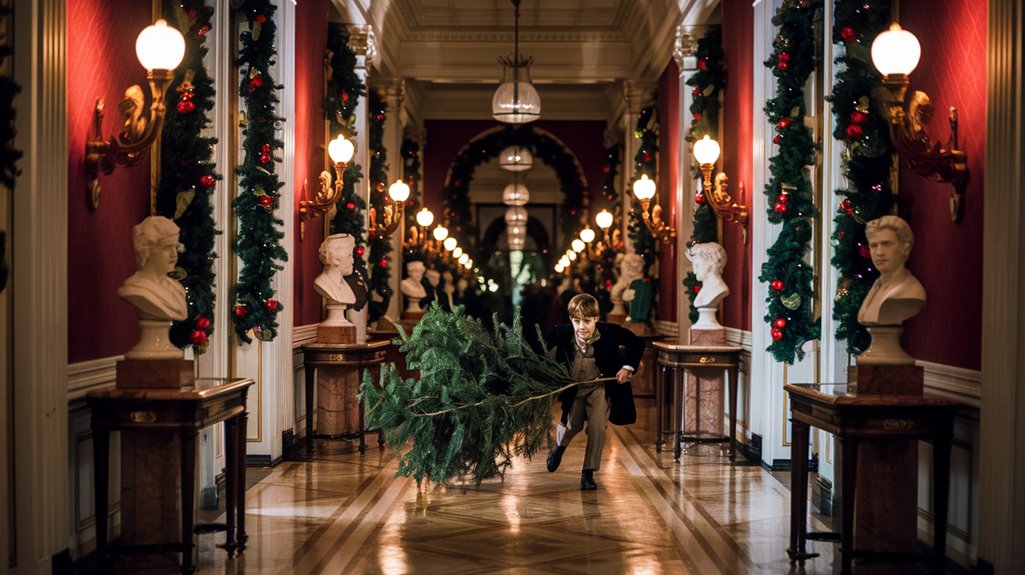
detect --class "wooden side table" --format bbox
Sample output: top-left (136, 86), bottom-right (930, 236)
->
top-left (302, 339), bottom-right (389, 459)
top-left (785, 383), bottom-right (962, 574)
top-left (87, 377), bottom-right (254, 575)
top-left (653, 342), bottom-right (742, 462)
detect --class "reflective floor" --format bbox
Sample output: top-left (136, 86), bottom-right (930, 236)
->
top-left (127, 399), bottom-right (847, 574)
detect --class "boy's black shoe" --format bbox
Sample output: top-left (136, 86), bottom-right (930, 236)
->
top-left (580, 469), bottom-right (598, 490)
top-left (546, 445), bottom-right (565, 472)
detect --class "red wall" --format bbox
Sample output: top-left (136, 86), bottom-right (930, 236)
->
top-left (292, 0), bottom-right (329, 327)
top-left (897, 1), bottom-right (986, 370)
top-left (67, 0), bottom-right (154, 363)
top-left (657, 60), bottom-right (679, 322)
top-left (721, 0), bottom-right (754, 331)
top-left (422, 120), bottom-right (607, 235)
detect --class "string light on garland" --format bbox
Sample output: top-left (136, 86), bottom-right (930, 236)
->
top-left (366, 89), bottom-right (393, 322)
top-left (628, 106), bottom-right (659, 277)
top-left (757, 0), bottom-right (822, 364)
top-left (231, 0), bottom-right (288, 343)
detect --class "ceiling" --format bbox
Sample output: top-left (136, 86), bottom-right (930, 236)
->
top-left (331, 0), bottom-right (720, 122)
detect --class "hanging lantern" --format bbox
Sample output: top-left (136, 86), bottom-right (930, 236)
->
top-left (505, 205), bottom-right (528, 226)
top-left (498, 145), bottom-right (533, 172)
top-left (491, 0), bottom-right (541, 124)
top-left (502, 182), bottom-right (530, 206)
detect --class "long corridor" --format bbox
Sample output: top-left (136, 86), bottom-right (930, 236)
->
top-left (170, 398), bottom-right (841, 574)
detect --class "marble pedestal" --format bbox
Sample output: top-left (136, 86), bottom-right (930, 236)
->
top-left (316, 365), bottom-right (362, 453)
top-left (120, 432), bottom-right (181, 569)
top-left (685, 328), bottom-right (726, 437)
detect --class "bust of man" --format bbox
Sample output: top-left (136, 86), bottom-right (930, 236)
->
top-left (441, 270), bottom-right (456, 310)
top-left (401, 260), bottom-right (427, 312)
top-left (118, 216), bottom-right (188, 321)
top-left (686, 242), bottom-right (729, 330)
top-left (857, 215), bottom-right (926, 326)
top-left (610, 254), bottom-right (644, 315)
top-left (314, 234), bottom-right (356, 306)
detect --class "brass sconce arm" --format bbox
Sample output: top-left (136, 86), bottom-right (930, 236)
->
top-left (369, 179), bottom-right (410, 239)
top-left (635, 197), bottom-right (677, 244)
top-left (299, 161), bottom-right (350, 222)
top-left (698, 163), bottom-right (749, 243)
top-left (84, 19), bottom-right (185, 211)
top-left (881, 75), bottom-right (968, 222)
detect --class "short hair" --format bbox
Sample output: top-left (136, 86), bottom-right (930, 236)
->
top-left (685, 242), bottom-right (727, 272)
top-left (319, 233), bottom-right (354, 266)
top-left (567, 293), bottom-right (600, 319)
top-left (132, 216), bottom-right (180, 269)
top-left (865, 215), bottom-right (914, 250)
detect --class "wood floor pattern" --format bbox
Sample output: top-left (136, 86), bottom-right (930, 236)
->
top-left (187, 400), bottom-right (841, 574)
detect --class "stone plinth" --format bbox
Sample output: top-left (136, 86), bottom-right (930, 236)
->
top-left (685, 328), bottom-right (726, 436)
top-left (121, 431), bottom-right (181, 569)
top-left (316, 364), bottom-right (362, 453)
top-left (116, 358), bottom-right (194, 390)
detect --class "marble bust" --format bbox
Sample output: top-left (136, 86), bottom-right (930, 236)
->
top-left (856, 216), bottom-right (926, 365)
top-left (117, 216), bottom-right (187, 359)
top-left (610, 253), bottom-right (644, 317)
top-left (401, 260), bottom-right (427, 312)
top-left (314, 234), bottom-right (357, 329)
top-left (686, 242), bottom-right (730, 329)
top-left (441, 270), bottom-right (456, 310)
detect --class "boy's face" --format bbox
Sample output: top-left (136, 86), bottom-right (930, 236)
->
top-left (571, 315), bottom-right (598, 342)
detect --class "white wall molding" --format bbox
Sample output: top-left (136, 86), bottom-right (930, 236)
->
top-left (724, 328), bottom-right (752, 352)
top-left (916, 360), bottom-right (982, 408)
top-left (66, 357), bottom-right (120, 401)
top-left (293, 324), bottom-right (318, 347)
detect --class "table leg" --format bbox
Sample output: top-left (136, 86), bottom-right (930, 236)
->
top-left (93, 427), bottom-right (110, 571)
top-left (224, 416), bottom-right (238, 556)
top-left (673, 366), bottom-right (684, 462)
top-left (181, 429), bottom-right (198, 574)
top-left (727, 365), bottom-right (738, 460)
top-left (237, 407), bottom-right (249, 549)
top-left (840, 437), bottom-right (859, 575)
top-left (933, 433), bottom-right (952, 574)
top-left (788, 418), bottom-right (811, 560)
top-left (305, 365), bottom-right (315, 461)
top-left (358, 371), bottom-right (367, 457)
top-left (655, 362), bottom-right (665, 452)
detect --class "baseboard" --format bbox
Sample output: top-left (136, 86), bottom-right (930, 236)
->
top-left (246, 454), bottom-right (275, 467)
top-left (765, 458), bottom-right (791, 471)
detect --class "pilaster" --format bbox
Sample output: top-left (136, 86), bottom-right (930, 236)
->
top-left (346, 25), bottom-right (373, 342)
top-left (674, 24), bottom-right (698, 342)
top-left (622, 79), bottom-right (657, 255)
top-left (382, 78), bottom-right (406, 325)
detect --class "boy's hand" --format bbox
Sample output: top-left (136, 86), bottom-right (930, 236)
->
top-left (616, 368), bottom-right (633, 384)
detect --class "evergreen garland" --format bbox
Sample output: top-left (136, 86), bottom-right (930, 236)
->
top-left (595, 144), bottom-right (622, 315)
top-left (366, 90), bottom-right (393, 321)
top-left (157, 0), bottom-right (219, 352)
top-left (628, 106), bottom-right (658, 277)
top-left (757, 0), bottom-right (821, 364)
top-left (401, 138), bottom-right (422, 221)
top-left (828, 0), bottom-right (894, 355)
top-left (684, 29), bottom-right (726, 323)
top-left (442, 126), bottom-right (587, 252)
top-left (231, 0), bottom-right (288, 343)
top-left (362, 304), bottom-right (575, 486)
top-left (0, 3), bottom-right (21, 189)
top-left (325, 27), bottom-right (369, 286)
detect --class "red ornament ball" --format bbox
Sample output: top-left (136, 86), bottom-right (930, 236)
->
top-left (177, 100), bottom-right (196, 114)
top-left (341, 91), bottom-right (350, 102)
top-left (859, 244), bottom-right (871, 259)
top-left (692, 86), bottom-right (701, 96)
top-left (693, 285), bottom-right (701, 294)
top-left (250, 75), bottom-right (263, 88)
top-left (778, 194), bottom-right (789, 203)
top-left (773, 134), bottom-right (782, 145)
top-left (346, 202), bottom-right (356, 210)
top-left (259, 195), bottom-right (275, 207)
top-left (190, 330), bottom-right (208, 346)
top-left (255, 14), bottom-right (266, 23)
top-left (778, 52), bottom-right (791, 62)
top-left (839, 198), bottom-right (852, 211)
top-left (265, 299), bottom-right (279, 312)
top-left (261, 144), bottom-right (271, 152)
top-left (197, 25), bottom-right (211, 37)
top-left (850, 110), bottom-right (868, 125)
top-left (233, 305), bottom-right (248, 318)
top-left (378, 258), bottom-right (388, 268)
top-left (199, 174), bottom-right (216, 189)
top-left (602, 164), bottom-right (611, 174)
top-left (697, 59), bottom-right (707, 70)
top-left (180, 91), bottom-right (195, 101)
top-left (692, 113), bottom-right (702, 121)
top-left (187, 9), bottom-right (198, 19)
top-left (354, 245), bottom-right (365, 257)
top-left (777, 61), bottom-right (789, 72)
top-left (773, 318), bottom-right (787, 329)
top-left (695, 193), bottom-right (706, 205)
top-left (643, 152), bottom-right (652, 161)
top-left (840, 26), bottom-right (857, 43)
top-left (846, 124), bottom-right (864, 140)
top-left (771, 328), bottom-right (784, 341)
top-left (776, 117), bottom-right (792, 130)
top-left (196, 316), bottom-right (211, 330)
top-left (771, 279), bottom-right (784, 291)
top-left (773, 202), bottom-right (787, 214)
top-left (259, 152), bottom-right (272, 164)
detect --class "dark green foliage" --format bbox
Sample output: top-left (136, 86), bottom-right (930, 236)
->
top-left (367, 89), bottom-right (392, 321)
top-left (362, 305), bottom-right (575, 486)
top-left (685, 28), bottom-right (726, 152)
top-left (401, 138), bottom-right (422, 221)
top-left (232, 0), bottom-right (287, 343)
top-left (828, 0), bottom-right (894, 355)
top-left (759, 0), bottom-right (822, 364)
top-left (157, 0), bottom-right (219, 352)
top-left (326, 28), bottom-right (369, 283)
top-left (442, 126), bottom-right (587, 253)
top-left (629, 106), bottom-right (658, 277)
top-left (0, 2), bottom-right (20, 189)
top-left (595, 144), bottom-right (622, 312)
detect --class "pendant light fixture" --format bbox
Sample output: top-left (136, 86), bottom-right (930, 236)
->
top-left (491, 0), bottom-right (541, 124)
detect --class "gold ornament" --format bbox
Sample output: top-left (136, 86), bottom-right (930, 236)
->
top-left (780, 292), bottom-right (801, 310)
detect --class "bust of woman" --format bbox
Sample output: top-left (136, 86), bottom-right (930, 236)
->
top-left (314, 234), bottom-right (356, 306)
top-left (401, 260), bottom-right (427, 312)
top-left (856, 215), bottom-right (927, 365)
top-left (686, 242), bottom-right (729, 329)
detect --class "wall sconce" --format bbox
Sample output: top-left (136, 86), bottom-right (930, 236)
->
top-left (299, 134), bottom-right (355, 226)
top-left (632, 174), bottom-right (676, 244)
top-left (369, 179), bottom-right (410, 238)
top-left (692, 135), bottom-right (749, 243)
top-left (594, 208), bottom-right (624, 251)
top-left (871, 23), bottom-right (968, 222)
top-left (85, 19), bottom-right (185, 210)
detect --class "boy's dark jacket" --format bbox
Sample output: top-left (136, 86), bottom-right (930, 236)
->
top-left (549, 321), bottom-right (645, 426)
